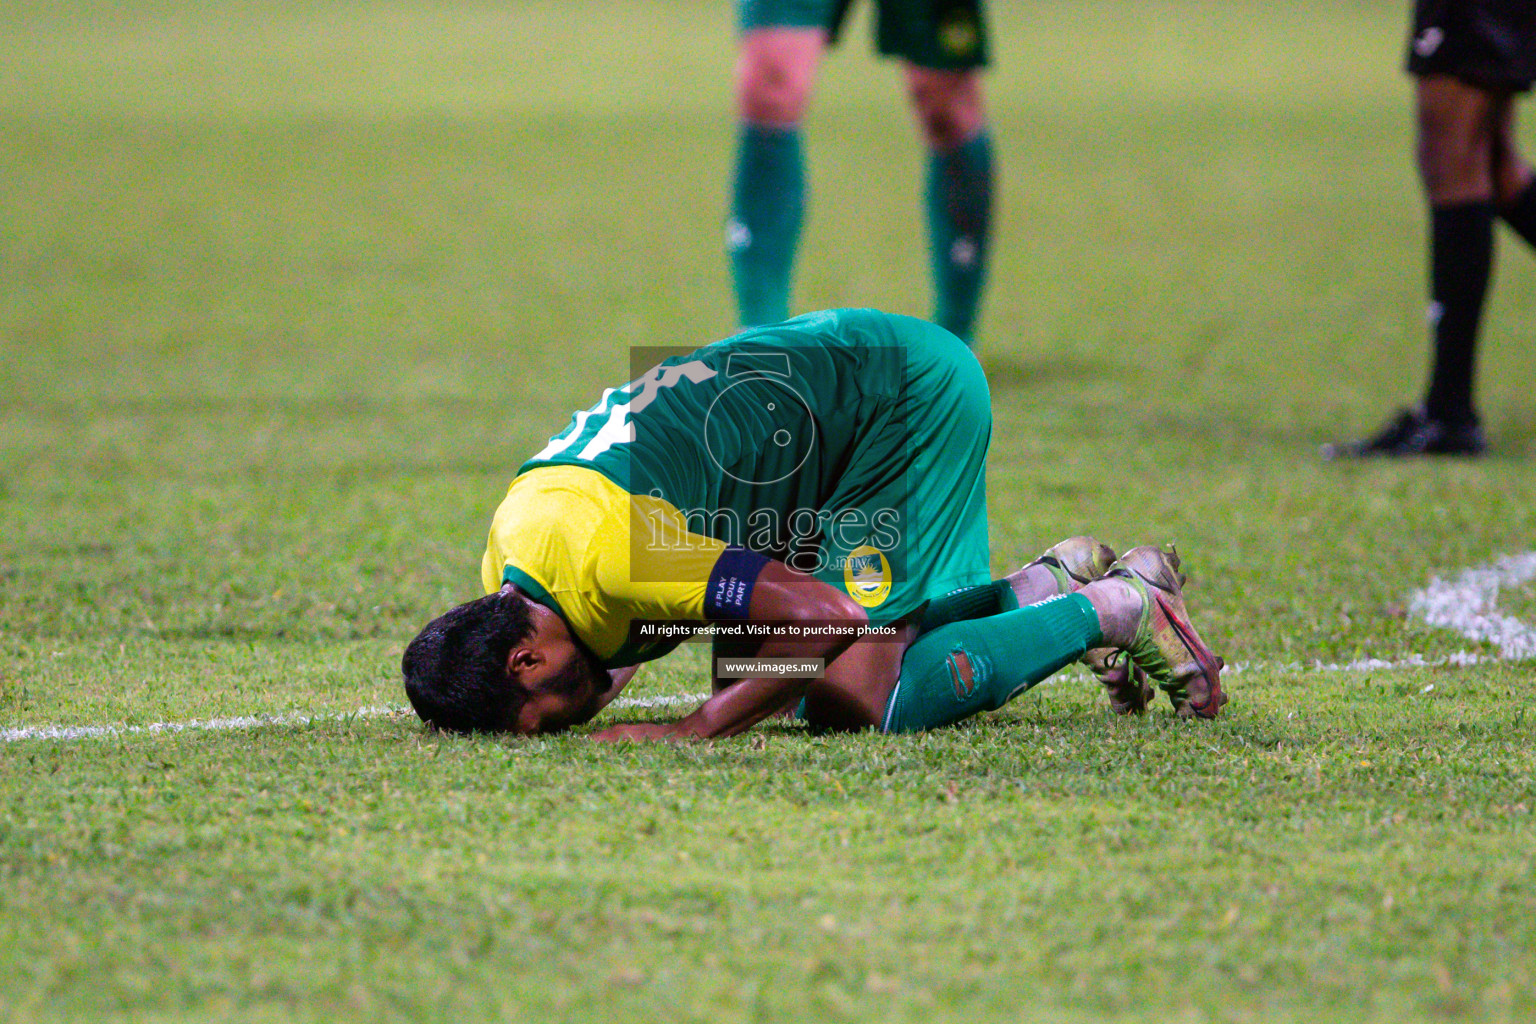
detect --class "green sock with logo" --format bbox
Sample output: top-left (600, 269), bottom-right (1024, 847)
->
top-left (728, 122), bottom-right (805, 327)
top-left (926, 131), bottom-right (993, 345)
top-left (881, 594), bottom-right (1102, 733)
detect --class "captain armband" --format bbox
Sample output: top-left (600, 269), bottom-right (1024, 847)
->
top-left (704, 547), bottom-right (771, 620)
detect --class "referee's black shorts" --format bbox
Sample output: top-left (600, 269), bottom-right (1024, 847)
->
top-left (1407, 0), bottom-right (1536, 92)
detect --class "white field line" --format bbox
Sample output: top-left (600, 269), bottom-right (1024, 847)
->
top-left (0, 654), bottom-right (1510, 745)
top-left (0, 694), bottom-right (701, 744)
top-left (1219, 652), bottom-right (1495, 675)
top-left (1407, 551), bottom-right (1536, 661)
top-left (6, 557), bottom-right (1533, 746)
top-left (1222, 551), bottom-right (1536, 672)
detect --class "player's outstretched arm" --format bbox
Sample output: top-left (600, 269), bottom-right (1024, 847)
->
top-left (592, 561), bottom-right (867, 741)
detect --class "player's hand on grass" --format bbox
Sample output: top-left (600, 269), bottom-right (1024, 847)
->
top-left (590, 722), bottom-right (678, 743)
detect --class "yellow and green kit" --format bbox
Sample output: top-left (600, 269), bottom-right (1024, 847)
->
top-left (483, 309), bottom-right (992, 668)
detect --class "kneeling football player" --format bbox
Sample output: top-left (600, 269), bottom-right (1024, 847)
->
top-left (402, 309), bottom-right (1225, 739)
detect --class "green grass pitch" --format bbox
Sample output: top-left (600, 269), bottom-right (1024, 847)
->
top-left (3, 1), bottom-right (1536, 1021)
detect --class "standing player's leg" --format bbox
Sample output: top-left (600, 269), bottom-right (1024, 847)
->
top-left (1416, 75), bottom-right (1501, 443)
top-left (1493, 94), bottom-right (1536, 246)
top-left (881, 0), bottom-right (993, 345)
top-left (905, 64), bottom-right (993, 346)
top-left (1326, 1), bottom-right (1536, 458)
top-left (729, 26), bottom-right (826, 328)
top-left (1325, 74), bottom-right (1501, 458)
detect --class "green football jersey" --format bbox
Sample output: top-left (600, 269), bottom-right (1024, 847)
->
top-left (519, 308), bottom-right (993, 626)
top-left (525, 309), bottom-right (905, 558)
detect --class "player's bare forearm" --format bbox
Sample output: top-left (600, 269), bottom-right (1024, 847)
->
top-left (590, 673), bottom-right (806, 742)
top-left (681, 561), bottom-right (867, 737)
top-left (595, 635), bottom-right (852, 741)
top-left (668, 671), bottom-right (811, 738)
top-left (591, 559), bottom-right (868, 741)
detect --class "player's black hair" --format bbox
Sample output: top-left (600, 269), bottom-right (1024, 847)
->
top-left (401, 589), bottom-right (535, 734)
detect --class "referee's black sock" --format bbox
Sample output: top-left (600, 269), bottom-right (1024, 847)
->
top-left (1423, 201), bottom-right (1495, 426)
top-left (1498, 178), bottom-right (1536, 248)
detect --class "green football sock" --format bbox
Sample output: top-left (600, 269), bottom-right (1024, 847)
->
top-left (881, 593), bottom-right (1102, 734)
top-left (925, 131), bottom-right (993, 345)
top-left (916, 578), bottom-right (1019, 635)
top-left (728, 122), bottom-right (805, 327)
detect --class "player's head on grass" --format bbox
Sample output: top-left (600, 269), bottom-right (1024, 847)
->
top-left (401, 586), bottom-right (609, 735)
